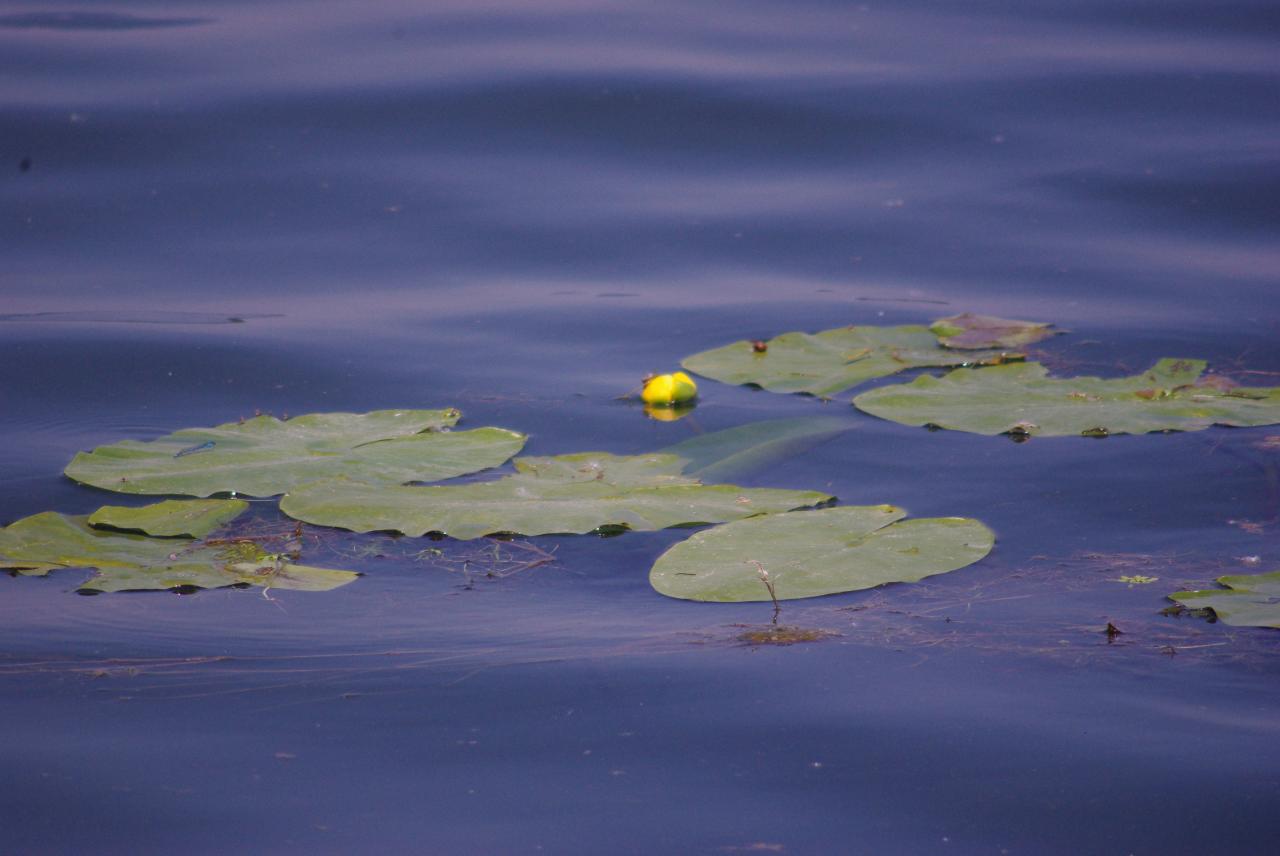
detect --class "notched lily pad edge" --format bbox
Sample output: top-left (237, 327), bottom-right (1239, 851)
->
top-left (2, 552), bottom-right (361, 596)
top-left (61, 408), bottom-right (526, 499)
top-left (929, 312), bottom-right (1061, 350)
top-left (1165, 570), bottom-right (1280, 629)
top-left (0, 507), bottom-right (362, 595)
top-left (854, 357), bottom-right (1280, 439)
top-left (86, 498), bottom-right (251, 539)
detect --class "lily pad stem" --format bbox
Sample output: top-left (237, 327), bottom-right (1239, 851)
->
top-left (751, 560), bottom-right (781, 624)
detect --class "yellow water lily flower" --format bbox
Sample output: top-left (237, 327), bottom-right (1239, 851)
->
top-left (641, 371), bottom-right (698, 406)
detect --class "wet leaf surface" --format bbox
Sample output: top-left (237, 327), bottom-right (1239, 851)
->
top-left (87, 498), bottom-right (248, 539)
top-left (0, 510), bottom-right (358, 593)
top-left (1170, 571), bottom-right (1280, 628)
top-left (64, 409), bottom-right (526, 497)
top-left (280, 452), bottom-right (833, 539)
top-left (660, 416), bottom-right (852, 481)
top-left (930, 313), bottom-right (1056, 349)
top-left (854, 358), bottom-right (1280, 437)
top-left (681, 324), bottom-right (1014, 397)
top-left (649, 505), bottom-right (994, 602)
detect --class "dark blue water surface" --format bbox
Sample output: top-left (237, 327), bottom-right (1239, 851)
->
top-left (3, 2), bottom-right (1279, 853)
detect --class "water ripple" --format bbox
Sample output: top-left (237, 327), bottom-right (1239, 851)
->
top-left (0, 12), bottom-right (213, 31)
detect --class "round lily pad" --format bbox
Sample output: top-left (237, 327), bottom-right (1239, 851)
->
top-left (650, 505), bottom-right (995, 602)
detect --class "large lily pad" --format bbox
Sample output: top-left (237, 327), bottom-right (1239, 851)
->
top-left (930, 313), bottom-right (1056, 350)
top-left (1170, 571), bottom-right (1280, 628)
top-left (681, 324), bottom-right (1015, 397)
top-left (0, 510), bottom-right (358, 593)
top-left (650, 505), bottom-right (994, 602)
top-left (279, 452), bottom-right (833, 539)
top-left (854, 359), bottom-right (1280, 437)
top-left (64, 409), bottom-right (526, 497)
top-left (87, 498), bottom-right (248, 538)
top-left (660, 416), bottom-right (852, 481)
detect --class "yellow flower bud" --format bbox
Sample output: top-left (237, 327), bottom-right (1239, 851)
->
top-left (642, 371), bottom-right (698, 406)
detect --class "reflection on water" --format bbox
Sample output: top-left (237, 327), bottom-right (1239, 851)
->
top-left (2, 0), bottom-right (1279, 852)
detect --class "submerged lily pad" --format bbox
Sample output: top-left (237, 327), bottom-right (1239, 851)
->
top-left (660, 416), bottom-right (852, 481)
top-left (735, 625), bottom-right (840, 646)
top-left (64, 409), bottom-right (526, 497)
top-left (854, 359), bottom-right (1280, 437)
top-left (88, 498), bottom-right (248, 538)
top-left (1169, 571), bottom-right (1280, 628)
top-left (649, 505), bottom-right (995, 602)
top-left (681, 325), bottom-right (1016, 398)
top-left (0, 510), bottom-right (358, 593)
top-left (930, 313), bottom-right (1056, 350)
top-left (280, 452), bottom-right (833, 539)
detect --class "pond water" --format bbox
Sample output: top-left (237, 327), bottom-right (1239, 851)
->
top-left (3, 1), bottom-right (1279, 853)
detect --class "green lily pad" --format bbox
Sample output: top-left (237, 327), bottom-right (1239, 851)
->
top-left (660, 416), bottom-right (852, 481)
top-left (0, 509), bottom-right (359, 593)
top-left (650, 505), bottom-right (994, 602)
top-left (88, 498), bottom-right (249, 538)
top-left (930, 313), bottom-right (1056, 350)
top-left (64, 409), bottom-right (526, 497)
top-left (1169, 571), bottom-right (1280, 628)
top-left (280, 452), bottom-right (834, 539)
top-left (853, 359), bottom-right (1280, 437)
top-left (681, 324), bottom-right (1015, 397)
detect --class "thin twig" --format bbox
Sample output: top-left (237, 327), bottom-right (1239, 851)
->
top-left (749, 560), bottom-right (781, 625)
